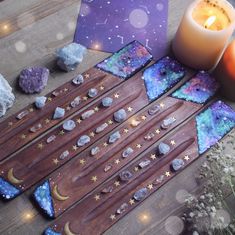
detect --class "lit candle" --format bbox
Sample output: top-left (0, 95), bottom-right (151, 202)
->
top-left (172, 0), bottom-right (235, 70)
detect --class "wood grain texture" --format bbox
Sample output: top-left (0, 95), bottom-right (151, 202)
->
top-left (0, 0), bottom-right (234, 235)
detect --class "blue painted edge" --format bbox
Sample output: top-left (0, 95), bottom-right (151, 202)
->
top-left (0, 177), bottom-right (21, 200)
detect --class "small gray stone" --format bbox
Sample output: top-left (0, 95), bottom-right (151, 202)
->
top-left (134, 188), bottom-right (148, 201)
top-left (139, 160), bottom-right (151, 169)
top-left (72, 74), bottom-right (84, 85)
top-left (70, 96), bottom-right (81, 108)
top-left (116, 203), bottom-right (128, 215)
top-left (119, 171), bottom-right (133, 182)
top-left (47, 135), bottom-right (56, 144)
top-left (16, 110), bottom-right (29, 120)
top-left (63, 120), bottom-right (76, 131)
top-left (53, 107), bottom-right (65, 119)
top-left (59, 150), bottom-right (69, 160)
top-left (35, 96), bottom-right (47, 109)
top-left (77, 135), bottom-right (91, 147)
top-left (29, 123), bottom-right (42, 133)
top-left (148, 105), bottom-right (160, 115)
top-left (114, 109), bottom-right (127, 123)
top-left (95, 123), bottom-right (108, 134)
top-left (158, 142), bottom-right (170, 155)
top-left (104, 164), bottom-right (112, 172)
top-left (101, 186), bottom-right (113, 194)
top-left (161, 117), bottom-right (176, 129)
top-left (81, 110), bottom-right (95, 120)
top-left (88, 88), bottom-right (98, 98)
top-left (122, 147), bottom-right (134, 158)
top-left (171, 159), bottom-right (184, 172)
top-left (91, 146), bottom-right (100, 156)
top-left (102, 97), bottom-right (113, 107)
top-left (108, 131), bottom-right (121, 144)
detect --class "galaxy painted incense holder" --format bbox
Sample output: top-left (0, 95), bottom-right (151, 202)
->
top-left (43, 100), bottom-right (235, 235)
top-left (0, 41), bottom-right (152, 162)
top-left (0, 52), bottom-right (186, 200)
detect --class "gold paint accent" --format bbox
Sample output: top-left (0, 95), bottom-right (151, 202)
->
top-left (134, 167), bottom-right (139, 172)
top-left (64, 222), bottom-right (78, 235)
top-left (110, 214), bottom-right (116, 221)
top-left (53, 158), bottom-right (59, 165)
top-left (84, 74), bottom-right (90, 79)
top-left (89, 132), bottom-right (95, 138)
top-left (79, 159), bottom-right (86, 165)
top-left (103, 142), bottom-right (108, 147)
top-left (165, 171), bottom-right (171, 177)
top-left (170, 140), bottom-right (176, 146)
top-left (47, 97), bottom-right (52, 102)
top-left (147, 184), bottom-right (153, 190)
top-left (100, 86), bottom-right (105, 91)
top-left (160, 103), bottom-right (165, 108)
top-left (94, 107), bottom-right (99, 112)
top-left (115, 159), bottom-right (120, 164)
top-left (76, 118), bottom-right (82, 124)
top-left (150, 154), bottom-right (156, 160)
top-left (59, 130), bottom-right (65, 136)
top-left (136, 144), bottom-right (142, 149)
top-left (53, 185), bottom-right (69, 201)
top-left (184, 155), bottom-right (190, 161)
top-left (72, 145), bottom-right (78, 151)
top-left (114, 93), bottom-right (120, 99)
top-left (123, 128), bottom-right (129, 134)
top-left (129, 199), bottom-right (135, 205)
top-left (83, 96), bottom-right (88, 101)
top-left (114, 181), bottom-right (120, 187)
top-left (91, 176), bottom-right (98, 182)
top-left (108, 120), bottom-right (113, 125)
top-left (21, 134), bottom-right (27, 140)
top-left (94, 194), bottom-right (100, 201)
top-left (127, 107), bottom-right (133, 112)
top-left (45, 119), bottom-right (50, 124)
top-left (141, 115), bottom-right (147, 121)
top-left (37, 143), bottom-right (44, 149)
top-left (155, 129), bottom-right (161, 134)
top-left (7, 168), bottom-right (23, 184)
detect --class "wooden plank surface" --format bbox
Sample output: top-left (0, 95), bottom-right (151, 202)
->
top-left (0, 0), bottom-right (234, 235)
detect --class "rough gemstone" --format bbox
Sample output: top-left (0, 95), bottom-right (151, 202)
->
top-left (63, 120), bottom-right (76, 131)
top-left (53, 107), bottom-right (65, 119)
top-left (122, 147), bottom-right (134, 158)
top-left (47, 135), bottom-right (56, 144)
top-left (144, 133), bottom-right (155, 141)
top-left (0, 74), bottom-right (15, 118)
top-left (101, 186), bottom-right (113, 194)
top-left (72, 74), bottom-right (84, 85)
top-left (171, 159), bottom-right (185, 172)
top-left (19, 67), bottom-right (49, 93)
top-left (153, 175), bottom-right (165, 185)
top-left (81, 110), bottom-right (95, 120)
top-left (70, 96), bottom-right (81, 108)
top-left (104, 164), bottom-right (112, 172)
top-left (29, 123), bottom-right (42, 133)
top-left (35, 96), bottom-right (47, 109)
top-left (56, 43), bottom-right (87, 72)
top-left (77, 135), bottom-right (90, 147)
top-left (139, 160), bottom-right (151, 168)
top-left (114, 109), bottom-right (127, 123)
top-left (16, 110), bottom-right (29, 120)
top-left (134, 188), bottom-right (148, 201)
top-left (158, 142), bottom-right (170, 155)
top-left (161, 117), bottom-right (176, 129)
top-left (102, 97), bottom-right (113, 107)
top-left (108, 131), bottom-right (121, 144)
top-left (59, 150), bottom-right (69, 160)
top-left (148, 104), bottom-right (160, 115)
top-left (116, 203), bottom-right (128, 214)
top-left (88, 88), bottom-right (98, 98)
top-left (95, 123), bottom-right (108, 134)
top-left (91, 146), bottom-right (100, 156)
top-left (119, 171), bottom-right (133, 182)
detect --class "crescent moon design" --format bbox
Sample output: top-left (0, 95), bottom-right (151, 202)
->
top-left (7, 168), bottom-right (23, 184)
top-left (52, 185), bottom-right (69, 201)
top-left (64, 222), bottom-right (78, 235)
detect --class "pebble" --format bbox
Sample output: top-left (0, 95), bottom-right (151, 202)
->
top-left (91, 146), bottom-right (100, 156)
top-left (81, 110), bottom-right (95, 120)
top-left (153, 175), bottom-right (165, 185)
top-left (53, 107), bottom-right (65, 119)
top-left (134, 188), bottom-right (148, 201)
top-left (114, 109), bottom-right (127, 123)
top-left (122, 147), bottom-right (134, 158)
top-left (101, 186), bottom-right (113, 194)
top-left (108, 131), bottom-right (121, 144)
top-left (77, 135), bottom-right (90, 147)
top-left (72, 74), bottom-right (84, 85)
top-left (88, 88), bottom-right (98, 98)
top-left (63, 120), bottom-right (76, 131)
top-left (16, 110), bottom-right (29, 120)
top-left (144, 133), bottom-right (155, 141)
top-left (148, 105), bottom-right (160, 115)
top-left (161, 117), bottom-right (176, 129)
top-left (29, 123), bottom-right (42, 133)
top-left (102, 97), bottom-right (113, 107)
top-left (59, 150), bottom-right (70, 160)
top-left (171, 159), bottom-right (184, 171)
top-left (158, 142), bottom-right (170, 155)
top-left (139, 160), bottom-right (151, 169)
top-left (35, 96), bottom-right (47, 109)
top-left (95, 123), bottom-right (108, 134)
top-left (56, 43), bottom-right (87, 72)
top-left (119, 171), bottom-right (133, 182)
top-left (104, 164), bottom-right (112, 172)
top-left (116, 203), bottom-right (128, 215)
top-left (46, 135), bottom-right (56, 144)
top-left (70, 96), bottom-right (81, 108)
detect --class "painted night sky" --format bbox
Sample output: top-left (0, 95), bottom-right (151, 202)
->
top-left (74, 0), bottom-right (168, 59)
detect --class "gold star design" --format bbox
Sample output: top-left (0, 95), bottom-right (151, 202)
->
top-left (115, 159), bottom-right (120, 164)
top-left (110, 214), bottom-right (116, 221)
top-left (66, 106), bottom-right (71, 111)
top-left (53, 158), bottom-right (59, 165)
top-left (134, 167), bottom-right (139, 172)
top-left (94, 107), bottom-right (99, 112)
top-left (37, 143), bottom-right (44, 150)
top-left (80, 159), bottom-right (86, 165)
top-left (59, 130), bottom-right (65, 136)
top-left (91, 176), bottom-right (98, 183)
top-left (64, 88), bottom-right (68, 92)
top-left (127, 107), bottom-right (133, 112)
top-left (29, 108), bottom-right (34, 112)
top-left (160, 103), bottom-right (165, 108)
top-left (72, 145), bottom-right (78, 151)
top-left (108, 120), bottom-right (113, 125)
top-left (94, 194), bottom-right (100, 201)
top-left (150, 154), bottom-right (156, 160)
top-left (165, 171), bottom-right (171, 177)
top-left (83, 96), bottom-right (88, 101)
top-left (21, 134), bottom-right (27, 139)
top-left (129, 199), bottom-right (135, 205)
top-left (141, 115), bottom-right (147, 121)
top-left (47, 97), bottom-right (52, 102)
top-left (147, 184), bottom-right (153, 190)
top-left (114, 93), bottom-right (120, 99)
top-left (103, 142), bottom-right (108, 147)
top-left (45, 119), bottom-right (50, 124)
top-left (184, 155), bottom-right (190, 161)
top-left (123, 128), bottom-right (129, 134)
top-left (155, 129), bottom-right (161, 134)
top-left (170, 140), bottom-right (176, 146)
top-left (84, 73), bottom-right (90, 79)
top-left (8, 122), bottom-right (13, 126)
top-left (114, 181), bottom-right (120, 187)
top-left (89, 132), bottom-right (95, 138)
top-left (136, 144), bottom-right (142, 149)
top-left (100, 86), bottom-right (105, 91)
top-left (76, 118), bottom-right (82, 124)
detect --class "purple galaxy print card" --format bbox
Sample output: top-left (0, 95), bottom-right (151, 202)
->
top-left (74, 0), bottom-right (168, 59)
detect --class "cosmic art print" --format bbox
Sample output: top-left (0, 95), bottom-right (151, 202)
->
top-left (74, 0), bottom-right (168, 59)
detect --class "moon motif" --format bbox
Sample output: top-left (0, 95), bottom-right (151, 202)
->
top-left (52, 185), bottom-right (69, 201)
top-left (64, 222), bottom-right (78, 235)
top-left (7, 168), bottom-right (23, 184)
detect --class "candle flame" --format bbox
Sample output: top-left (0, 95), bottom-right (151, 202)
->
top-left (204, 15), bottom-right (216, 29)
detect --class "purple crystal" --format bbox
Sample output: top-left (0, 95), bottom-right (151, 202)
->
top-left (19, 67), bottom-right (49, 94)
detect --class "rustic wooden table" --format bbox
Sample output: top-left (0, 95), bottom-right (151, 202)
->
top-left (0, 0), bottom-right (235, 234)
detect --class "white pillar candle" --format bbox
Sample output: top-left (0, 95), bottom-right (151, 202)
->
top-left (172, 0), bottom-right (235, 70)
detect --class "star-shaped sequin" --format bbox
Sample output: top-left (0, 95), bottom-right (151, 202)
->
top-left (94, 194), bottom-right (100, 201)
top-left (66, 106), bottom-right (71, 111)
top-left (160, 103), bottom-right (165, 108)
top-left (108, 120), bottom-right (113, 125)
top-left (94, 107), bottom-right (99, 112)
top-left (47, 97), bottom-right (52, 102)
top-left (89, 132), bottom-right (95, 138)
top-left (100, 86), bottom-right (105, 91)
top-left (59, 130), bottom-right (65, 136)
top-left (103, 142), bottom-right (108, 147)
top-left (76, 118), bottom-right (82, 124)
top-left (84, 74), bottom-right (90, 79)
top-left (29, 108), bottom-right (34, 112)
top-left (20, 134), bottom-right (27, 139)
top-left (8, 122), bottom-right (13, 126)
top-left (64, 88), bottom-right (68, 92)
top-left (141, 115), bottom-right (147, 121)
top-left (136, 144), bottom-right (142, 149)
top-left (134, 167), bottom-right (139, 172)
top-left (91, 176), bottom-right (98, 182)
top-left (83, 96), bottom-right (88, 101)
top-left (72, 145), bottom-right (78, 151)
top-left (155, 129), bottom-right (161, 134)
